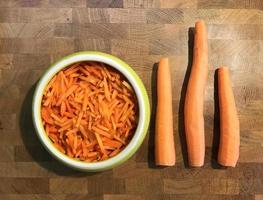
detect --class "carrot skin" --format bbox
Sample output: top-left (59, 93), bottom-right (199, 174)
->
top-left (155, 58), bottom-right (176, 166)
top-left (217, 67), bottom-right (240, 167)
top-left (184, 20), bottom-right (208, 167)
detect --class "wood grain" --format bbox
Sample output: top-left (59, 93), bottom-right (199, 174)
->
top-left (0, 0), bottom-right (262, 200)
top-left (50, 178), bottom-right (87, 194)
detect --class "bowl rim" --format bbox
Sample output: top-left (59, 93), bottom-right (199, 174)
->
top-left (32, 51), bottom-right (150, 172)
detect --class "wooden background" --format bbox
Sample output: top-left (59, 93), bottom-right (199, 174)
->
top-left (0, 0), bottom-right (263, 199)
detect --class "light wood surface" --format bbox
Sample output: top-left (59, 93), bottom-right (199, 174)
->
top-left (0, 0), bottom-right (263, 199)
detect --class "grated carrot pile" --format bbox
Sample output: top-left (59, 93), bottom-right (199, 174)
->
top-left (41, 61), bottom-right (138, 162)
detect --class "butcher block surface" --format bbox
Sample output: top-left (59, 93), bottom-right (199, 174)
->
top-left (0, 0), bottom-right (263, 199)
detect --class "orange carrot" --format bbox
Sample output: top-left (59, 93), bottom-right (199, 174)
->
top-left (104, 138), bottom-right (122, 149)
top-left (54, 143), bottom-right (65, 154)
top-left (112, 90), bottom-right (118, 99)
top-left (82, 90), bottom-right (88, 111)
top-left (64, 64), bottom-right (79, 76)
top-left (92, 126), bottom-right (113, 139)
top-left (184, 20), bottom-right (208, 167)
top-left (64, 111), bottom-right (75, 118)
top-left (50, 113), bottom-right (63, 124)
top-left (110, 149), bottom-right (121, 157)
top-left (94, 132), bottom-right (106, 154)
top-left (217, 67), bottom-right (240, 167)
top-left (41, 107), bottom-right (54, 124)
top-left (60, 101), bottom-right (66, 117)
top-left (103, 77), bottom-right (111, 101)
top-left (56, 84), bottom-right (78, 106)
top-left (58, 122), bottom-right (72, 132)
top-left (87, 152), bottom-right (98, 158)
top-left (76, 111), bottom-right (84, 128)
top-left (46, 125), bottom-right (57, 133)
top-left (155, 58), bottom-right (176, 166)
top-left (41, 61), bottom-right (138, 162)
top-left (65, 100), bottom-right (73, 113)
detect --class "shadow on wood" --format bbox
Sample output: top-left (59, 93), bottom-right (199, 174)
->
top-left (178, 27), bottom-right (196, 168)
top-left (19, 83), bottom-right (98, 176)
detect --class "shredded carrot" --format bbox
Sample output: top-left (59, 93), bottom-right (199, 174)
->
top-left (57, 84), bottom-right (78, 106)
top-left (76, 111), bottom-right (84, 128)
top-left (120, 105), bottom-right (134, 122)
top-left (103, 137), bottom-right (122, 148)
top-left (87, 152), bottom-right (98, 157)
top-left (86, 140), bottom-right (98, 149)
top-left (60, 101), bottom-right (66, 117)
top-left (122, 80), bottom-right (133, 92)
top-left (41, 107), bottom-right (54, 124)
top-left (54, 143), bottom-right (65, 154)
top-left (58, 121), bottom-right (72, 132)
top-left (79, 125), bottom-right (88, 139)
top-left (111, 116), bottom-right (117, 131)
top-left (46, 125), bottom-right (57, 133)
top-left (110, 149), bottom-right (121, 157)
top-left (92, 126), bottom-right (113, 139)
top-left (103, 78), bottom-right (111, 101)
top-left (96, 124), bottom-right (109, 132)
top-left (50, 113), bottom-right (63, 124)
top-left (49, 133), bottom-right (58, 143)
top-left (41, 61), bottom-right (138, 162)
top-left (114, 135), bottom-right (126, 145)
top-left (82, 90), bottom-right (88, 111)
top-left (101, 153), bottom-right (108, 160)
top-left (116, 102), bottom-right (129, 122)
top-left (64, 111), bottom-right (75, 118)
top-left (88, 115), bottom-right (93, 130)
top-left (94, 132), bottom-right (106, 154)
top-left (64, 63), bottom-right (79, 76)
top-left (44, 75), bottom-right (57, 93)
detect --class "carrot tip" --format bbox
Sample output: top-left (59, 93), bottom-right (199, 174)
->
top-left (156, 161), bottom-right (176, 167)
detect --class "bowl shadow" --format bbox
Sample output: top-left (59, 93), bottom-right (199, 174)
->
top-left (19, 83), bottom-right (99, 176)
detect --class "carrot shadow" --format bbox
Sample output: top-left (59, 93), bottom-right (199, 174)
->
top-left (178, 27), bottom-right (195, 168)
top-left (19, 83), bottom-right (99, 176)
top-left (211, 69), bottom-right (225, 169)
top-left (147, 63), bottom-right (164, 169)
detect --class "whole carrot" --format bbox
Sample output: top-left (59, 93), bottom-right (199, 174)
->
top-left (155, 58), bottom-right (176, 166)
top-left (217, 67), bottom-right (240, 167)
top-left (184, 20), bottom-right (208, 167)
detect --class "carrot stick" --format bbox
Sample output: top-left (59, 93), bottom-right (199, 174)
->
top-left (60, 101), bottom-right (66, 117)
top-left (110, 149), bottom-right (120, 157)
top-left (41, 107), bottom-right (54, 124)
top-left (103, 137), bottom-right (122, 148)
top-left (94, 132), bottom-right (106, 154)
top-left (217, 67), bottom-right (240, 167)
top-left (155, 58), bottom-right (176, 166)
top-left (46, 125), bottom-right (57, 133)
top-left (92, 126), bottom-right (113, 139)
top-left (87, 152), bottom-right (98, 158)
top-left (103, 77), bottom-right (111, 102)
top-left (112, 90), bottom-right (118, 99)
top-left (184, 20), bottom-right (208, 167)
top-left (57, 84), bottom-right (78, 106)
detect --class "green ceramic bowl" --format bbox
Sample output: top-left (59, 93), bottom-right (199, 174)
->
top-left (32, 51), bottom-right (150, 172)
